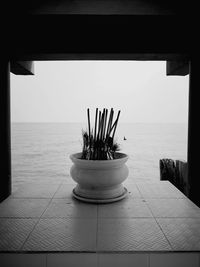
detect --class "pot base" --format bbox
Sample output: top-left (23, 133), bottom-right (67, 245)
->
top-left (72, 187), bottom-right (128, 204)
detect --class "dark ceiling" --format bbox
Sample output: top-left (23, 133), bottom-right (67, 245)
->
top-left (3, 0), bottom-right (196, 60)
top-left (4, 0), bottom-right (194, 15)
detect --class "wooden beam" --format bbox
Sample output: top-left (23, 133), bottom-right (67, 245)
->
top-left (0, 60), bottom-right (11, 202)
top-left (10, 53), bottom-right (190, 61)
top-left (187, 60), bottom-right (200, 207)
top-left (166, 60), bottom-right (189, 76)
top-left (10, 61), bottom-right (34, 75)
top-left (7, 15), bottom-right (191, 61)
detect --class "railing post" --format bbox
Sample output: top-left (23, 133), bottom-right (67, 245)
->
top-left (187, 59), bottom-right (199, 206)
top-left (0, 59), bottom-right (11, 202)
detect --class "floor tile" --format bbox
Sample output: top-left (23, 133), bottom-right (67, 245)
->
top-left (1, 181), bottom-right (200, 254)
top-left (123, 183), bottom-right (142, 198)
top-left (62, 179), bottom-right (76, 185)
top-left (125, 176), bottom-right (158, 184)
top-left (0, 218), bottom-right (37, 251)
top-left (53, 183), bottom-right (76, 198)
top-left (0, 198), bottom-right (51, 218)
top-left (150, 253), bottom-right (200, 267)
top-left (47, 253), bottom-right (97, 267)
top-left (146, 198), bottom-right (200, 218)
top-left (0, 253), bottom-right (46, 267)
top-left (136, 182), bottom-right (186, 198)
top-left (11, 183), bottom-right (61, 198)
top-left (22, 218), bottom-right (97, 251)
top-left (157, 218), bottom-right (200, 250)
top-left (42, 199), bottom-right (97, 218)
top-left (98, 198), bottom-right (153, 218)
top-left (98, 253), bottom-right (149, 267)
top-left (97, 218), bottom-right (171, 251)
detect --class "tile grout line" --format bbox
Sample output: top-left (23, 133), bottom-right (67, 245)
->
top-left (153, 219), bottom-right (173, 250)
top-left (144, 200), bottom-right (173, 251)
top-left (2, 215), bottom-right (200, 219)
top-left (134, 182), bottom-right (187, 199)
top-left (20, 183), bottom-right (63, 250)
top-left (148, 253), bottom-right (150, 267)
top-left (97, 204), bottom-right (102, 267)
top-left (43, 185), bottom-right (64, 267)
top-left (135, 182), bottom-right (181, 250)
top-left (96, 204), bottom-right (99, 253)
top-left (134, 183), bottom-right (144, 198)
top-left (199, 253), bottom-right (200, 267)
top-left (20, 218), bottom-right (40, 250)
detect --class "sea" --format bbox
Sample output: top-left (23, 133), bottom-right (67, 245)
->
top-left (11, 122), bottom-right (188, 191)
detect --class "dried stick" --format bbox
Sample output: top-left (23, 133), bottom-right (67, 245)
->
top-left (100, 108), bottom-right (105, 141)
top-left (112, 110), bottom-right (121, 140)
top-left (106, 108), bottom-right (113, 139)
top-left (94, 108), bottom-right (98, 141)
top-left (103, 108), bottom-right (108, 140)
top-left (97, 110), bottom-right (101, 141)
top-left (87, 108), bottom-right (91, 138)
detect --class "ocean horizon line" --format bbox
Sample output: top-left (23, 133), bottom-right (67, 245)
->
top-left (11, 121), bottom-right (188, 125)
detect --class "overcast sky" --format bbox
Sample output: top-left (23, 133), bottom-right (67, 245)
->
top-left (11, 61), bottom-right (189, 123)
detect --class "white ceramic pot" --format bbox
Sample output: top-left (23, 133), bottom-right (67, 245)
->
top-left (70, 152), bottom-right (129, 203)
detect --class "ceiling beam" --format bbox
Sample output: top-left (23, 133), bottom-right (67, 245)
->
top-left (166, 60), bottom-right (189, 76)
top-left (7, 15), bottom-right (191, 61)
top-left (10, 53), bottom-right (189, 61)
top-left (10, 61), bottom-right (34, 75)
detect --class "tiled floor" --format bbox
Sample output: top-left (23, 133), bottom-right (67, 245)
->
top-left (0, 180), bottom-right (200, 266)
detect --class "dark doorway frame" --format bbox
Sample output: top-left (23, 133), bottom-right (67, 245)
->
top-left (1, 15), bottom-right (198, 205)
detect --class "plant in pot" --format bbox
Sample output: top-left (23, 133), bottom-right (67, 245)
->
top-left (70, 108), bottom-right (129, 203)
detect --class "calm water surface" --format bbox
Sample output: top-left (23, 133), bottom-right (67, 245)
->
top-left (11, 123), bottom-right (188, 190)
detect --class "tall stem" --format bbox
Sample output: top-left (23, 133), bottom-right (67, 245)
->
top-left (87, 108), bottom-right (91, 158)
top-left (87, 108), bottom-right (91, 138)
top-left (97, 111), bottom-right (101, 141)
top-left (112, 110), bottom-right (121, 140)
top-left (94, 108), bottom-right (98, 141)
top-left (102, 108), bottom-right (108, 140)
top-left (106, 108), bottom-right (113, 138)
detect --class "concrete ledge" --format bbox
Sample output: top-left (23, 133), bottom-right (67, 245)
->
top-left (0, 252), bottom-right (199, 267)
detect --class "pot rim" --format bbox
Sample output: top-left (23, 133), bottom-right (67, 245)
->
top-left (70, 152), bottom-right (129, 168)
